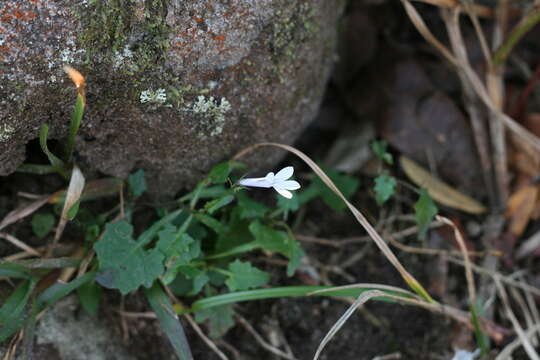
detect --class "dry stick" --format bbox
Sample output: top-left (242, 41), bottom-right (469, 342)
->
top-left (496, 324), bottom-right (540, 360)
top-left (234, 142), bottom-right (434, 303)
top-left (236, 315), bottom-right (297, 360)
top-left (494, 276), bottom-right (540, 360)
top-left (401, 0), bottom-right (540, 154)
top-left (447, 257), bottom-right (540, 297)
top-left (509, 286), bottom-right (537, 346)
top-left (436, 216), bottom-right (477, 309)
top-left (184, 314), bottom-right (229, 360)
top-left (486, 0), bottom-right (510, 205)
top-left (0, 232), bottom-right (41, 257)
top-left (442, 7), bottom-right (508, 206)
top-left (444, 8), bottom-right (496, 207)
top-left (520, 274), bottom-right (540, 345)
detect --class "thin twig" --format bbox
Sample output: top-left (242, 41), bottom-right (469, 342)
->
top-left (0, 232), bottom-right (41, 257)
top-left (236, 315), bottom-right (297, 360)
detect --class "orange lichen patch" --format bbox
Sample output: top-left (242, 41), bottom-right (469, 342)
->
top-left (212, 35), bottom-right (225, 41)
top-left (193, 17), bottom-right (203, 23)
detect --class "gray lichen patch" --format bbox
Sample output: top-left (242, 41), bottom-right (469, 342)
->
top-left (0, 0), bottom-right (345, 197)
top-left (0, 123), bottom-right (15, 142)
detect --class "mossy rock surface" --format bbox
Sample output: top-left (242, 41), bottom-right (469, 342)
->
top-left (0, 0), bottom-right (345, 196)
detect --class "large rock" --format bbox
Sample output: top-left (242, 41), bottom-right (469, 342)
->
top-left (0, 0), bottom-right (344, 195)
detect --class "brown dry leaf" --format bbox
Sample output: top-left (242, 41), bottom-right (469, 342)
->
top-left (400, 156), bottom-right (487, 214)
top-left (505, 184), bottom-right (538, 236)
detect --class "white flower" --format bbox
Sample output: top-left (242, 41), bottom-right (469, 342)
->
top-left (239, 166), bottom-right (301, 199)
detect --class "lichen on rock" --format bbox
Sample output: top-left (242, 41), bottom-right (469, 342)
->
top-left (0, 0), bottom-right (346, 196)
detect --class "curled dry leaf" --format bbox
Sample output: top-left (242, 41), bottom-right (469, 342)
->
top-left (505, 184), bottom-right (538, 237)
top-left (400, 156), bottom-right (487, 214)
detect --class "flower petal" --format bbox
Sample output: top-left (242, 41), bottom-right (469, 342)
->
top-left (273, 180), bottom-right (301, 190)
top-left (274, 166), bottom-right (294, 181)
top-left (264, 172), bottom-right (275, 183)
top-left (238, 177), bottom-right (273, 188)
top-left (275, 188), bottom-right (293, 199)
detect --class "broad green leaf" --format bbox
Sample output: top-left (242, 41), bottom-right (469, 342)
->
top-left (0, 280), bottom-right (35, 342)
top-left (374, 174), bottom-right (397, 205)
top-left (414, 188), bottom-right (438, 240)
top-left (128, 169), bottom-right (147, 198)
top-left (94, 222), bottom-right (164, 294)
top-left (371, 140), bottom-right (393, 165)
top-left (204, 194), bottom-right (234, 214)
top-left (237, 192), bottom-right (269, 219)
top-left (214, 209), bottom-right (252, 252)
top-left (77, 280), bottom-right (102, 317)
top-left (207, 161), bottom-right (245, 184)
top-left (31, 213), bottom-right (55, 239)
top-left (194, 304), bottom-right (235, 338)
top-left (138, 209), bottom-right (183, 246)
top-left (225, 260), bottom-right (270, 291)
top-left (144, 283), bottom-right (193, 360)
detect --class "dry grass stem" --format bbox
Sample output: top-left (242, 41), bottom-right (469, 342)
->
top-left (494, 277), bottom-right (540, 359)
top-left (184, 313), bottom-right (229, 360)
top-left (496, 324), bottom-right (540, 360)
top-left (0, 195), bottom-right (51, 232)
top-left (0, 232), bottom-right (41, 257)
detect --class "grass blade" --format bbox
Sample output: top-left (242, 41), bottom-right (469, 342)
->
top-left (37, 271), bottom-right (96, 310)
top-left (144, 283), bottom-right (193, 360)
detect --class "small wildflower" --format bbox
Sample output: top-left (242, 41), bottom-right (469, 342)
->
top-left (239, 166), bottom-right (301, 199)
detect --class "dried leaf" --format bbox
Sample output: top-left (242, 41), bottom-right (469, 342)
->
top-left (505, 184), bottom-right (538, 236)
top-left (400, 156), bottom-right (487, 214)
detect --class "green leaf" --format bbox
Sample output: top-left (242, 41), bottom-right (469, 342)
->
top-left (0, 262), bottom-right (34, 279)
top-left (304, 166), bottom-right (359, 211)
top-left (194, 304), bottom-right (235, 338)
top-left (237, 192), bottom-right (269, 219)
top-left (67, 199), bottom-right (81, 220)
top-left (137, 209), bottom-right (183, 246)
top-left (144, 283), bottom-right (194, 360)
top-left (66, 93), bottom-right (85, 162)
top-left (94, 222), bottom-right (164, 294)
top-left (194, 214), bottom-right (225, 234)
top-left (276, 194), bottom-right (300, 213)
top-left (371, 140), bottom-right (393, 165)
top-left (37, 272), bottom-right (96, 310)
top-left (414, 189), bottom-right (438, 240)
top-left (204, 194), bottom-right (234, 214)
top-left (374, 174), bottom-right (397, 205)
top-left (31, 213), bottom-right (55, 239)
top-left (0, 280), bottom-right (35, 342)
top-left (225, 259), bottom-right (270, 291)
top-left (208, 161), bottom-right (245, 184)
top-left (128, 169), bottom-right (147, 198)
top-left (39, 124), bottom-right (65, 170)
top-left (77, 280), bottom-right (102, 317)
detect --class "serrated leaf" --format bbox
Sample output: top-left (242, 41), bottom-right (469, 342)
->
top-left (237, 192), bottom-right (269, 219)
top-left (414, 189), bottom-right (438, 240)
top-left (208, 161), bottom-right (245, 184)
top-left (374, 174), bottom-right (397, 205)
top-left (31, 213), bottom-right (55, 239)
top-left (194, 304), bottom-right (235, 338)
top-left (128, 169), bottom-right (147, 197)
top-left (225, 260), bottom-right (270, 291)
top-left (204, 194), bottom-right (234, 214)
top-left (371, 140), bottom-right (393, 165)
top-left (94, 222), bottom-right (164, 294)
